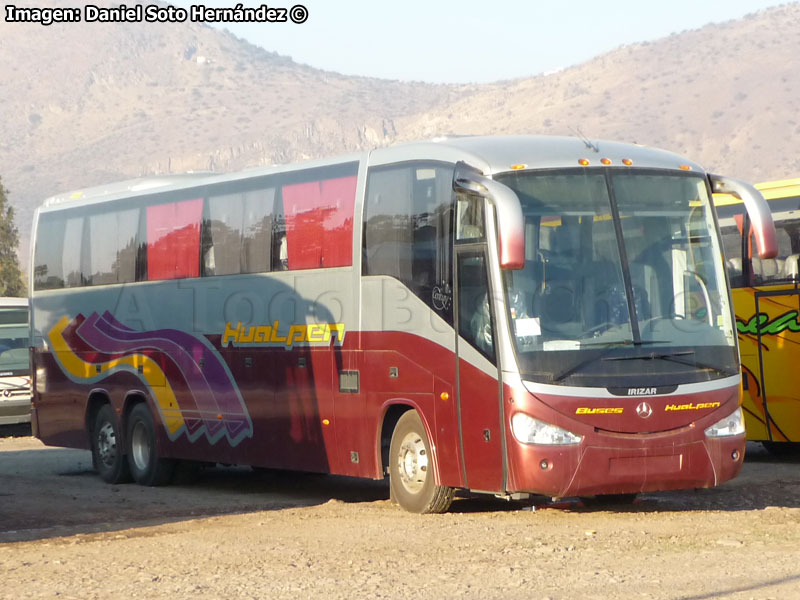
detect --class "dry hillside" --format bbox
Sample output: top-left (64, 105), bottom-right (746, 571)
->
top-left (398, 3), bottom-right (800, 182)
top-left (0, 0), bottom-right (474, 260)
top-left (1, 1), bottom-right (799, 265)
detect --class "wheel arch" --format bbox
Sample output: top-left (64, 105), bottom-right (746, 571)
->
top-left (121, 389), bottom-right (149, 420)
top-left (85, 388), bottom-right (112, 439)
top-left (378, 399), bottom-right (442, 484)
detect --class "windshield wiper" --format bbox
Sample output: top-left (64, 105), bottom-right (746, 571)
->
top-left (550, 339), bottom-right (672, 382)
top-left (604, 350), bottom-right (733, 374)
top-left (603, 349), bottom-right (695, 360)
top-left (549, 346), bottom-right (621, 383)
top-left (551, 346), bottom-right (733, 383)
top-left (580, 339), bottom-right (669, 348)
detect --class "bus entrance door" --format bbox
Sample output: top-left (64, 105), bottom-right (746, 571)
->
top-left (455, 249), bottom-right (505, 493)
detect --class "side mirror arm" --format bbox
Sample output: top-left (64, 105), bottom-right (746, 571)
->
top-left (453, 161), bottom-right (525, 269)
top-left (710, 174), bottom-right (777, 259)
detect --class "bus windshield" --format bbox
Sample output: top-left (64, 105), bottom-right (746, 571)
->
top-left (494, 168), bottom-right (738, 387)
top-left (0, 306), bottom-right (29, 374)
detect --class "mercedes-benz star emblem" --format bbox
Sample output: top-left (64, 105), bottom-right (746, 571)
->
top-left (636, 402), bottom-right (653, 419)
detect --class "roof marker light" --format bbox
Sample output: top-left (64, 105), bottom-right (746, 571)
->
top-left (679, 164), bottom-right (692, 171)
top-left (578, 159), bottom-right (590, 166)
top-left (622, 158), bottom-right (633, 166)
top-left (601, 158), bottom-right (612, 165)
top-left (511, 164), bottom-right (527, 170)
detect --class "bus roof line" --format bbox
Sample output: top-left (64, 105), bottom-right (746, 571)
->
top-left (39, 136), bottom-right (707, 211)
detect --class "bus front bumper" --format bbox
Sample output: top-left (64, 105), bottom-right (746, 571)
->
top-left (507, 434), bottom-right (745, 498)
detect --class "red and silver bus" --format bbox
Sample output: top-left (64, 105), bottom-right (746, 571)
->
top-left (29, 136), bottom-right (776, 512)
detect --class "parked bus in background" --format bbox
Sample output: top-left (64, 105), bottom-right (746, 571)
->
top-left (29, 136), bottom-right (776, 512)
top-left (716, 177), bottom-right (800, 455)
top-left (0, 297), bottom-right (32, 426)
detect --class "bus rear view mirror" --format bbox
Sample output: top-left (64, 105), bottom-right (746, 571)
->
top-left (453, 161), bottom-right (525, 269)
top-left (710, 174), bottom-right (778, 259)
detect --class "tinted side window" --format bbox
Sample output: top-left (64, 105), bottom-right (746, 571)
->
top-left (205, 188), bottom-right (275, 276)
top-left (206, 192), bottom-right (245, 276)
top-left (33, 213), bottom-right (66, 290)
top-left (63, 215), bottom-right (87, 288)
top-left (457, 252), bottom-right (496, 363)
top-left (242, 189), bottom-right (274, 273)
top-left (88, 208), bottom-right (139, 285)
top-left (364, 162), bottom-right (454, 323)
top-left (456, 193), bottom-right (485, 241)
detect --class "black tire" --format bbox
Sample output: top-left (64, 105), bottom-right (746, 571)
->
top-left (126, 403), bottom-right (175, 486)
top-left (389, 410), bottom-right (454, 514)
top-left (91, 404), bottom-right (132, 484)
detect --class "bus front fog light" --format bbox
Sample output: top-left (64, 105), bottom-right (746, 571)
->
top-left (732, 450), bottom-right (740, 461)
top-left (540, 459), bottom-right (550, 470)
top-left (511, 412), bottom-right (582, 446)
top-left (704, 407), bottom-right (745, 438)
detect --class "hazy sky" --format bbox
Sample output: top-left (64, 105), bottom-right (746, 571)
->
top-left (171, 0), bottom-right (784, 83)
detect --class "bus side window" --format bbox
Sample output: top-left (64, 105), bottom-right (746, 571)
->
top-left (272, 191), bottom-right (288, 271)
top-left (458, 253), bottom-right (496, 363)
top-left (87, 208), bottom-right (139, 285)
top-left (363, 167), bottom-right (413, 281)
top-left (241, 189), bottom-right (274, 273)
top-left (364, 162), bottom-right (455, 324)
top-left (63, 215), bottom-right (88, 288)
top-left (456, 193), bottom-right (485, 241)
top-left (146, 198), bottom-right (203, 281)
top-left (280, 171), bottom-right (358, 270)
top-left (33, 214), bottom-right (67, 290)
top-left (205, 192), bottom-right (242, 276)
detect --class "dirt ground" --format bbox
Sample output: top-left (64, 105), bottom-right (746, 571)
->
top-left (1, 427), bottom-right (800, 600)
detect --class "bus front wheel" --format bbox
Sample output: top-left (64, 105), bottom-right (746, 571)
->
top-left (91, 404), bottom-right (132, 484)
top-left (126, 403), bottom-right (175, 486)
top-left (389, 410), bottom-right (454, 514)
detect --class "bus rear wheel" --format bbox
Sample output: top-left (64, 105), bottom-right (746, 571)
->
top-left (91, 404), bottom-right (132, 484)
top-left (126, 403), bottom-right (175, 486)
top-left (389, 410), bottom-right (454, 514)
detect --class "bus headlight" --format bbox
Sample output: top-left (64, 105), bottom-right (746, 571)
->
top-left (704, 407), bottom-right (745, 438)
top-left (511, 412), bottom-right (583, 445)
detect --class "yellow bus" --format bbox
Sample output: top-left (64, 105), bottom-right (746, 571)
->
top-left (716, 178), bottom-right (800, 454)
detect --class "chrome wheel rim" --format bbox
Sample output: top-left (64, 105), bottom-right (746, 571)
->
top-left (96, 421), bottom-right (118, 468)
top-left (396, 431), bottom-right (428, 494)
top-left (130, 421), bottom-right (151, 471)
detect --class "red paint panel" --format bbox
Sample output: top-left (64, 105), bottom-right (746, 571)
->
top-left (282, 176), bottom-right (357, 270)
top-left (355, 333), bottom-right (463, 487)
top-left (458, 357), bottom-right (503, 492)
top-left (147, 199), bottom-right (202, 280)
